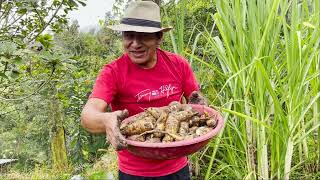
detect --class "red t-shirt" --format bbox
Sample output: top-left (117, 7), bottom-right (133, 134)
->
top-left (90, 48), bottom-right (199, 177)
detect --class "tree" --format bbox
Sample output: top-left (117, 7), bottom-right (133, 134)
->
top-left (0, 0), bottom-right (85, 43)
top-left (0, 0), bottom-right (86, 173)
top-left (0, 0), bottom-right (86, 100)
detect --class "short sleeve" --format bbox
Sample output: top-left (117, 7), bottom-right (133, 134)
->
top-left (181, 58), bottom-right (199, 98)
top-left (89, 65), bottom-right (118, 104)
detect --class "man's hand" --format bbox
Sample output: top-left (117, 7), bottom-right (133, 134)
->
top-left (104, 109), bottom-right (129, 151)
top-left (188, 91), bottom-right (208, 105)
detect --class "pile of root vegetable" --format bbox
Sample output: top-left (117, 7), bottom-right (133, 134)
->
top-left (120, 101), bottom-right (217, 143)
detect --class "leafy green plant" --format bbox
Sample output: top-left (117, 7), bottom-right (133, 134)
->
top-left (0, 0), bottom-right (86, 43)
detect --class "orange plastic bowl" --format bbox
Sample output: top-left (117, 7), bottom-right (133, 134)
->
top-left (122, 104), bottom-right (225, 160)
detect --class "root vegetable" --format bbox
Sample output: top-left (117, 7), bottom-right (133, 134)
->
top-left (154, 108), bottom-right (169, 138)
top-left (189, 115), bottom-right (211, 127)
top-left (120, 103), bottom-right (218, 143)
top-left (135, 130), bottom-right (184, 141)
top-left (145, 137), bottom-right (161, 143)
top-left (184, 134), bottom-right (196, 140)
top-left (127, 135), bottom-right (146, 142)
top-left (146, 134), bottom-right (153, 140)
top-left (146, 107), bottom-right (161, 119)
top-left (195, 127), bottom-right (212, 136)
top-left (206, 118), bottom-right (217, 128)
top-left (179, 122), bottom-right (189, 136)
top-left (168, 101), bottom-right (182, 112)
top-left (162, 114), bottom-right (180, 142)
top-left (120, 116), bottom-right (156, 136)
top-left (189, 126), bottom-right (198, 133)
top-left (174, 110), bottom-right (198, 122)
top-left (120, 112), bottom-right (149, 129)
top-left (181, 104), bottom-right (193, 111)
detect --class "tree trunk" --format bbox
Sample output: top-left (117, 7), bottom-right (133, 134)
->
top-left (50, 95), bottom-right (68, 171)
top-left (51, 126), bottom-right (68, 171)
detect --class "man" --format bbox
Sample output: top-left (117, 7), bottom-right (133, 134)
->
top-left (81, 1), bottom-right (207, 179)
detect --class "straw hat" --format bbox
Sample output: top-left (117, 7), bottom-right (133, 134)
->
top-left (107, 1), bottom-right (172, 33)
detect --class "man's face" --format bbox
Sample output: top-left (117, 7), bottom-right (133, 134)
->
top-left (122, 31), bottom-right (162, 68)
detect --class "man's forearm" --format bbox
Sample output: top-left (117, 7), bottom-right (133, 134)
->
top-left (80, 107), bottom-right (108, 133)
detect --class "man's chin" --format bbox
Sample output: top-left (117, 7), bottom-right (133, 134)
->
top-left (131, 58), bottom-right (147, 65)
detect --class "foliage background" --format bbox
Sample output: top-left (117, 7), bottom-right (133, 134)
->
top-left (1, 0), bottom-right (319, 179)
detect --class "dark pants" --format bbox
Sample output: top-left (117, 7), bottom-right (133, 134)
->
top-left (119, 165), bottom-right (191, 180)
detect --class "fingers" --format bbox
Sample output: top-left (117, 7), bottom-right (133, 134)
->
top-left (190, 91), bottom-right (199, 98)
top-left (113, 109), bottom-right (129, 129)
top-left (106, 131), bottom-right (117, 148)
top-left (114, 126), bottom-right (128, 150)
top-left (116, 134), bottom-right (128, 151)
top-left (120, 109), bottom-right (129, 119)
top-left (106, 129), bottom-right (128, 151)
top-left (188, 91), bottom-right (208, 105)
top-left (103, 110), bottom-right (130, 151)
top-left (188, 91), bottom-right (201, 104)
top-left (113, 109), bottom-right (129, 120)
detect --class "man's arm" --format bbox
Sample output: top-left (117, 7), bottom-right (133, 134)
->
top-left (80, 98), bottom-right (128, 150)
top-left (81, 98), bottom-right (113, 133)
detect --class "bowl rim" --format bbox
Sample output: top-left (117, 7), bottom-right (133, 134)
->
top-left (124, 104), bottom-right (225, 148)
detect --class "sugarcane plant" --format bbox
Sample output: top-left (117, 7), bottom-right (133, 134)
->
top-left (185, 0), bottom-right (319, 179)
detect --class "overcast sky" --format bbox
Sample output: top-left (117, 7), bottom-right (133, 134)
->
top-left (68, 0), bottom-right (116, 30)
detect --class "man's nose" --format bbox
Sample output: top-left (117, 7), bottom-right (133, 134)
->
top-left (132, 35), bottom-right (143, 44)
top-left (131, 38), bottom-right (143, 47)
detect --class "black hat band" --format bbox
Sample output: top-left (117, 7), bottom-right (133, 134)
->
top-left (121, 18), bottom-right (161, 28)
